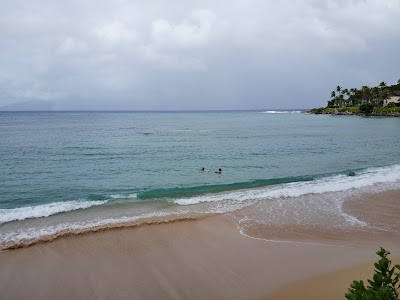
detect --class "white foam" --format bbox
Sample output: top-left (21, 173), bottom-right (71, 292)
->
top-left (173, 164), bottom-right (400, 205)
top-left (0, 210), bottom-right (190, 250)
top-left (109, 193), bottom-right (138, 199)
top-left (0, 200), bottom-right (108, 225)
top-left (261, 110), bottom-right (302, 114)
top-left (237, 224), bottom-right (347, 247)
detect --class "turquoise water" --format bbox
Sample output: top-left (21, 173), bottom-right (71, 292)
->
top-left (1, 111), bottom-right (400, 248)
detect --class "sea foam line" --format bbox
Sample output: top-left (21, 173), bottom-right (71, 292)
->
top-left (109, 194), bottom-right (138, 199)
top-left (0, 211), bottom-right (194, 250)
top-left (261, 110), bottom-right (302, 114)
top-left (237, 225), bottom-right (348, 248)
top-left (173, 164), bottom-right (400, 205)
top-left (0, 200), bottom-right (108, 225)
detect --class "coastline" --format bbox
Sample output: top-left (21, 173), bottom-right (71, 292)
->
top-left (0, 215), bottom-right (381, 300)
top-left (1, 189), bottom-right (399, 299)
top-left (312, 111), bottom-right (400, 117)
top-left (308, 108), bottom-right (400, 117)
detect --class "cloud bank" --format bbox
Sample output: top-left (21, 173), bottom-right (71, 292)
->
top-left (0, 0), bottom-right (399, 110)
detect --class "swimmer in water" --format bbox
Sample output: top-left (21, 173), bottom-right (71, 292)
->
top-left (201, 167), bottom-right (209, 172)
top-left (215, 168), bottom-right (222, 174)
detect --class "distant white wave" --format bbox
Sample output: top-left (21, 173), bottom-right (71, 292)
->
top-left (261, 110), bottom-right (302, 114)
top-left (173, 164), bottom-right (400, 205)
top-left (0, 200), bottom-right (108, 224)
top-left (109, 194), bottom-right (138, 199)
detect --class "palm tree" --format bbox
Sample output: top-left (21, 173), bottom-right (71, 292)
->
top-left (348, 88), bottom-right (356, 106)
top-left (328, 91), bottom-right (336, 107)
top-left (342, 89), bottom-right (350, 106)
top-left (340, 89), bottom-right (348, 106)
top-left (334, 86), bottom-right (341, 108)
top-left (379, 82), bottom-right (387, 88)
top-left (362, 86), bottom-right (372, 103)
top-left (379, 89), bottom-right (389, 107)
top-left (353, 88), bottom-right (362, 106)
top-left (372, 87), bottom-right (380, 105)
top-left (339, 94), bottom-right (344, 107)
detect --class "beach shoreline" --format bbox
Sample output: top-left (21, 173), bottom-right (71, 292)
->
top-left (1, 189), bottom-right (399, 299)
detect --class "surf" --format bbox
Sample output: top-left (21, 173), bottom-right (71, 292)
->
top-left (0, 164), bottom-right (399, 251)
top-left (0, 200), bottom-right (109, 225)
top-left (173, 164), bottom-right (400, 205)
top-left (138, 176), bottom-right (314, 200)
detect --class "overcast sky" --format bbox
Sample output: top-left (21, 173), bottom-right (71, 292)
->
top-left (0, 0), bottom-right (399, 110)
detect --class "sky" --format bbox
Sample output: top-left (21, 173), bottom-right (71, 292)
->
top-left (0, 0), bottom-right (399, 110)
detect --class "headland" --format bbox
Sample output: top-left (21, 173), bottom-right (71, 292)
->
top-left (309, 80), bottom-right (400, 116)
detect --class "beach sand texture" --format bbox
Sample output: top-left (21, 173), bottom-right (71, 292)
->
top-left (1, 189), bottom-right (399, 299)
top-left (269, 256), bottom-right (400, 300)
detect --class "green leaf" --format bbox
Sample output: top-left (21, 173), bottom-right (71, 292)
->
top-left (346, 248), bottom-right (400, 300)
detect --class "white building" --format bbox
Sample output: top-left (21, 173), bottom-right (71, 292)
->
top-left (383, 96), bottom-right (400, 107)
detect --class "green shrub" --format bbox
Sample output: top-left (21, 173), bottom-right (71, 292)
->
top-left (336, 107), bottom-right (360, 113)
top-left (345, 248), bottom-right (400, 300)
top-left (325, 108), bottom-right (336, 113)
top-left (346, 107), bottom-right (361, 113)
top-left (374, 107), bottom-right (400, 114)
top-left (359, 103), bottom-right (374, 114)
top-left (309, 107), bottom-right (325, 114)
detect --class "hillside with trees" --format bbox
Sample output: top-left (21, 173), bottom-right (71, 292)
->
top-left (310, 79), bottom-right (400, 116)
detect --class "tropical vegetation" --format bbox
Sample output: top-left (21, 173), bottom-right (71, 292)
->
top-left (345, 248), bottom-right (400, 300)
top-left (310, 79), bottom-right (400, 115)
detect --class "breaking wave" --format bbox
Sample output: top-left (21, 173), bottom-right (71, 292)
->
top-left (0, 211), bottom-right (197, 250)
top-left (109, 194), bottom-right (138, 199)
top-left (173, 164), bottom-right (400, 205)
top-left (261, 110), bottom-right (303, 114)
top-left (0, 200), bottom-right (108, 225)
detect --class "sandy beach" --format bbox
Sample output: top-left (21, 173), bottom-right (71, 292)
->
top-left (1, 189), bottom-right (399, 299)
top-left (269, 256), bottom-right (400, 300)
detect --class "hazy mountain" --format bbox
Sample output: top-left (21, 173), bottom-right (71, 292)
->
top-left (0, 100), bottom-right (54, 111)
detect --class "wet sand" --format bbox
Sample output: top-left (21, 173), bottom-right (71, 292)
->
top-left (0, 216), bottom-right (384, 300)
top-left (268, 188), bottom-right (400, 299)
top-left (1, 189), bottom-right (399, 299)
top-left (342, 189), bottom-right (400, 234)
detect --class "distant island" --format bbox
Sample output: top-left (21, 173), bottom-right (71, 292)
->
top-left (309, 79), bottom-right (400, 116)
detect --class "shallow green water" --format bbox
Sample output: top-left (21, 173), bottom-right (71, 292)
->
top-left (0, 111), bottom-right (399, 248)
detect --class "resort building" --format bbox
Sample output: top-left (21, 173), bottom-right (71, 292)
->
top-left (383, 95), bottom-right (400, 107)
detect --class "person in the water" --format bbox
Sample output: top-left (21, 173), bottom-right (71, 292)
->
top-left (201, 167), bottom-right (209, 172)
top-left (215, 168), bottom-right (222, 174)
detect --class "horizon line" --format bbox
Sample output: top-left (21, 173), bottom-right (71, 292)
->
top-left (0, 109), bottom-right (309, 113)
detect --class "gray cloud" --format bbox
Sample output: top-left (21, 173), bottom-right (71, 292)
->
top-left (1, 0), bottom-right (399, 110)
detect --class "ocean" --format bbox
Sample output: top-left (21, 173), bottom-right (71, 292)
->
top-left (1, 111), bottom-right (400, 249)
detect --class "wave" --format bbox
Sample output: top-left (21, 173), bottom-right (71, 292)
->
top-left (173, 164), bottom-right (400, 205)
top-left (109, 194), bottom-right (138, 199)
top-left (138, 176), bottom-right (314, 199)
top-left (1, 164), bottom-right (399, 250)
top-left (0, 211), bottom-right (197, 250)
top-left (2, 164), bottom-right (399, 226)
top-left (0, 200), bottom-right (108, 225)
top-left (261, 110), bottom-right (303, 114)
